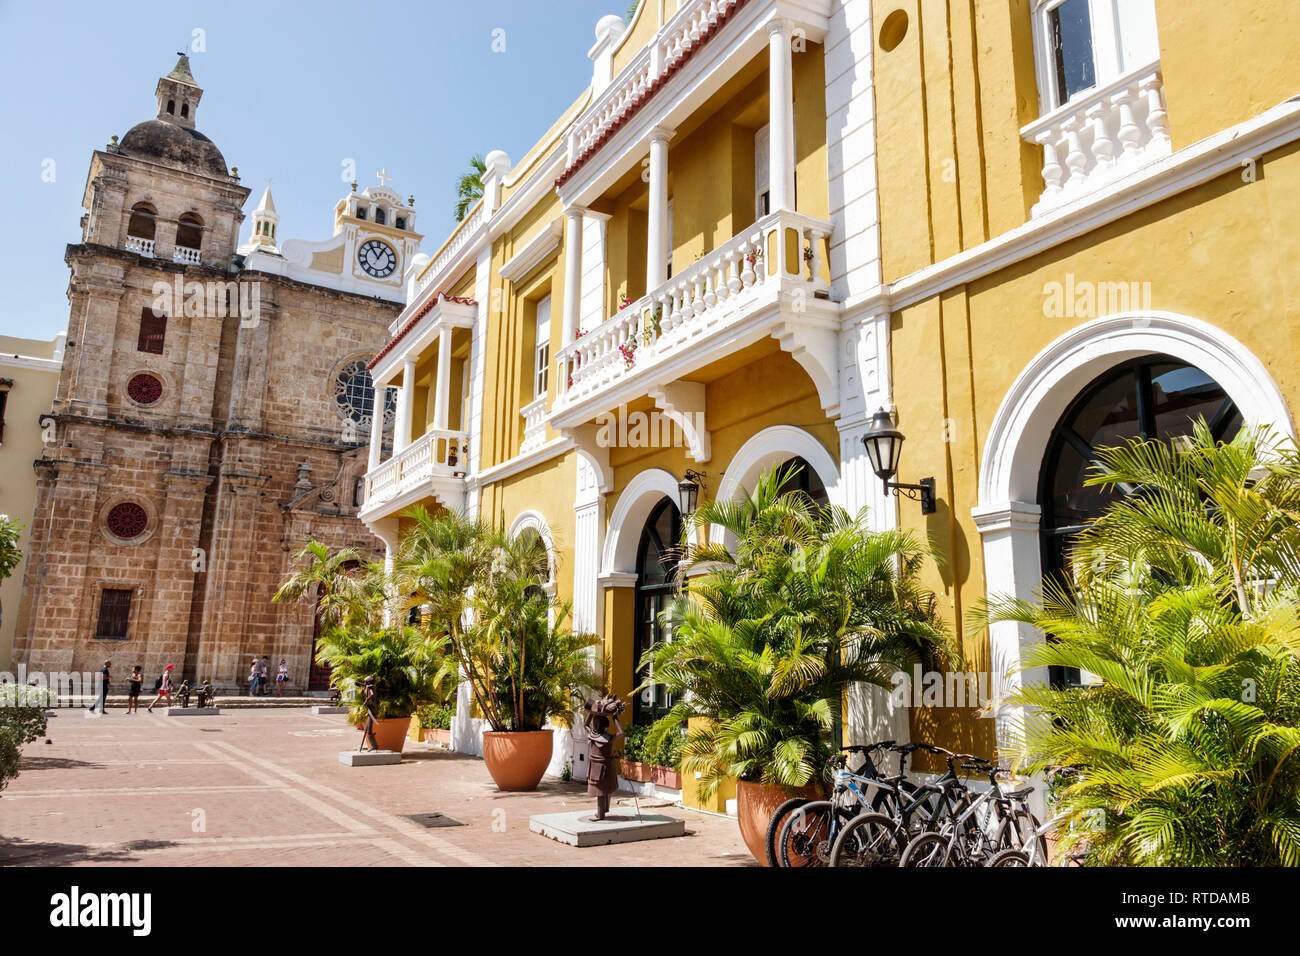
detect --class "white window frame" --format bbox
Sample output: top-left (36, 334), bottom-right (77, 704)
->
top-left (1031, 0), bottom-right (1158, 113)
top-left (533, 295), bottom-right (551, 401)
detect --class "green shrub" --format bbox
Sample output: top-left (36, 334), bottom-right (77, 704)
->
top-left (0, 683), bottom-right (51, 794)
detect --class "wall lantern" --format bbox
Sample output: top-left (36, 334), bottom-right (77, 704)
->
top-left (860, 409), bottom-right (936, 514)
top-left (676, 469), bottom-right (707, 516)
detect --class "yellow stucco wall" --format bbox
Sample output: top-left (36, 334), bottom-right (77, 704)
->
top-left (0, 336), bottom-right (63, 671)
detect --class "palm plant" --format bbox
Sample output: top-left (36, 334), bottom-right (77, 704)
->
top-left (453, 155), bottom-right (486, 221)
top-left (983, 421), bottom-right (1300, 866)
top-left (273, 542), bottom-right (455, 722)
top-left (641, 465), bottom-right (951, 796)
top-left (395, 506), bottom-right (599, 733)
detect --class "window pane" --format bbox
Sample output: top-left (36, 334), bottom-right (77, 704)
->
top-left (1050, 0), bottom-right (1096, 102)
top-left (1149, 363), bottom-right (1232, 443)
top-left (96, 589), bottom-right (132, 639)
top-left (138, 311), bottom-right (166, 354)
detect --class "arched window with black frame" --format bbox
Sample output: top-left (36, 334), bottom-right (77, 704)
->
top-left (633, 496), bottom-right (682, 726)
top-left (777, 455), bottom-right (830, 511)
top-left (1038, 354), bottom-right (1242, 687)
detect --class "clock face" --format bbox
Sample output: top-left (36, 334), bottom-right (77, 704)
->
top-left (358, 239), bottom-right (397, 279)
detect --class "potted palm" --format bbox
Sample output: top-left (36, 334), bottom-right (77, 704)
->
top-left (274, 543), bottom-right (454, 754)
top-left (641, 465), bottom-right (951, 863)
top-left (398, 508), bottom-right (599, 790)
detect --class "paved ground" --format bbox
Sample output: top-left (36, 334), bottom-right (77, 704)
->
top-left (0, 706), bottom-right (754, 867)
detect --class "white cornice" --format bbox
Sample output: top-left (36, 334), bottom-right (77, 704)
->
top-left (853, 95), bottom-right (1300, 315)
top-left (0, 354), bottom-right (61, 373)
top-left (498, 218), bottom-right (564, 283)
top-left (469, 435), bottom-right (573, 489)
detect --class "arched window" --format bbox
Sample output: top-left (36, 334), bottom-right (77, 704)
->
top-left (395, 217), bottom-right (406, 230)
top-left (633, 497), bottom-right (681, 725)
top-left (1038, 354), bottom-right (1242, 685)
top-left (166, 99), bottom-right (175, 115)
top-left (180, 102), bottom-right (189, 119)
top-left (356, 207), bottom-right (368, 221)
top-left (175, 213), bottom-right (203, 251)
top-left (374, 207), bottom-right (387, 226)
top-left (126, 203), bottom-right (156, 240)
top-left (778, 455), bottom-right (829, 510)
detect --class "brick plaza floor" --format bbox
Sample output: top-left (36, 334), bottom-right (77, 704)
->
top-left (0, 706), bottom-right (754, 867)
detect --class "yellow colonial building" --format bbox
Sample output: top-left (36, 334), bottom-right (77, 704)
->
top-left (360, 0), bottom-right (1300, 809)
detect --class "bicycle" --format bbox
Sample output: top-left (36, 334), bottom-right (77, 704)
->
top-left (898, 759), bottom-right (1040, 866)
top-left (777, 741), bottom-right (937, 867)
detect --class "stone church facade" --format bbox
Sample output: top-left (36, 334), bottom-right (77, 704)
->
top-left (13, 57), bottom-right (421, 692)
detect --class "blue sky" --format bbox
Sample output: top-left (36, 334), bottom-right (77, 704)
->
top-left (0, 0), bottom-right (623, 341)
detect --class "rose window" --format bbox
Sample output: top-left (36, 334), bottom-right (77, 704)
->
top-left (106, 502), bottom-right (149, 540)
top-left (127, 373), bottom-right (163, 405)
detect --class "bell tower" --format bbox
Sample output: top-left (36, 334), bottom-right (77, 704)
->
top-left (154, 54), bottom-right (202, 129)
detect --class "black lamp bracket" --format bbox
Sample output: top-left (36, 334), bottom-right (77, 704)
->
top-left (884, 477), bottom-right (936, 515)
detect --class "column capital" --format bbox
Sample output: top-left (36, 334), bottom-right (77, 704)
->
top-left (766, 16), bottom-right (791, 39)
top-left (564, 205), bottom-right (588, 222)
top-left (647, 126), bottom-right (676, 145)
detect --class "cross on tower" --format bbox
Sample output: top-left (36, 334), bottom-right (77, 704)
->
top-left (376, 168), bottom-right (392, 187)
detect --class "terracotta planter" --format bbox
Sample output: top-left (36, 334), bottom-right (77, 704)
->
top-left (736, 780), bottom-right (820, 866)
top-left (371, 716), bottom-right (410, 754)
top-left (651, 765), bottom-right (682, 789)
top-left (482, 730), bottom-right (554, 791)
top-left (424, 728), bottom-right (451, 746)
top-left (618, 759), bottom-right (653, 783)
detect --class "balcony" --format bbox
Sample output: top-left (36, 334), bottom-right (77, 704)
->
top-left (363, 427), bottom-right (468, 510)
top-left (1022, 60), bottom-right (1171, 216)
top-left (124, 236), bottom-right (155, 257)
top-left (520, 396), bottom-right (548, 454)
top-left (551, 209), bottom-right (837, 430)
top-left (172, 245), bottom-right (202, 265)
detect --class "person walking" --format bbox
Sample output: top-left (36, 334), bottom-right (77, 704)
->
top-left (125, 665), bottom-right (143, 714)
top-left (146, 664), bottom-right (175, 713)
top-left (275, 659), bottom-right (289, 696)
top-left (87, 660), bottom-right (110, 716)
top-left (248, 658), bottom-right (261, 697)
top-left (258, 656), bottom-right (270, 696)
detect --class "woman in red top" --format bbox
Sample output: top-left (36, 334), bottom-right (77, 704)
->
top-left (145, 664), bottom-right (175, 713)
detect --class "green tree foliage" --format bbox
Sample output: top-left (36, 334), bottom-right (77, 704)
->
top-left (984, 423), bottom-right (1300, 866)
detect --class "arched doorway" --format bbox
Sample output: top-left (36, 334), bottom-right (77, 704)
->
top-left (1038, 355), bottom-right (1241, 686)
top-left (779, 454), bottom-right (830, 509)
top-left (633, 496), bottom-right (681, 726)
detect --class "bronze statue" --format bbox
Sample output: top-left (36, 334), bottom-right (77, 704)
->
top-left (583, 694), bottom-right (626, 822)
top-left (196, 678), bottom-right (213, 708)
top-left (175, 680), bottom-right (191, 708)
top-left (357, 677), bottom-right (381, 752)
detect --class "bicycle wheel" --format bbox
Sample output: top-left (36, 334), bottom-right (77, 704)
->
top-left (765, 797), bottom-right (810, 868)
top-left (778, 800), bottom-right (835, 867)
top-left (828, 812), bottom-right (902, 867)
top-left (986, 848), bottom-right (1030, 867)
top-left (994, 810), bottom-right (1048, 861)
top-left (899, 831), bottom-right (957, 867)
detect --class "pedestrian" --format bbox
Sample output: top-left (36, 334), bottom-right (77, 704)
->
top-left (248, 657), bottom-right (260, 696)
top-left (146, 664), bottom-right (175, 713)
top-left (87, 660), bottom-right (110, 716)
top-left (126, 665), bottom-right (143, 714)
top-left (259, 656), bottom-right (270, 696)
top-left (275, 659), bottom-right (289, 696)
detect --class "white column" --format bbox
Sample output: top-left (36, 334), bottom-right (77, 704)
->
top-left (434, 328), bottom-right (452, 431)
top-left (367, 384), bottom-right (385, 470)
top-left (645, 127), bottom-right (673, 291)
top-left (562, 207), bottom-right (584, 345)
top-left (768, 18), bottom-right (796, 212)
top-left (394, 358), bottom-right (416, 453)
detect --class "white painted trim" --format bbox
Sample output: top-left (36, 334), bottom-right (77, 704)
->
top-left (715, 424), bottom-right (842, 507)
top-left (508, 509), bottom-right (558, 584)
top-left (498, 218), bottom-right (564, 283)
top-left (601, 467), bottom-right (680, 576)
top-left (470, 436), bottom-right (572, 490)
top-left (846, 95), bottom-right (1300, 318)
top-left (0, 354), bottom-right (61, 373)
top-left (978, 311), bottom-right (1296, 508)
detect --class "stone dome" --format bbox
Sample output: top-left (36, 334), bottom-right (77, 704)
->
top-left (119, 120), bottom-right (228, 177)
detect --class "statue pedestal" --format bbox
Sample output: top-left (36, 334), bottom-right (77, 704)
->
top-left (339, 750), bottom-right (401, 766)
top-left (312, 705), bottom-right (349, 715)
top-left (529, 810), bottom-right (686, 847)
top-left (163, 707), bottom-right (220, 716)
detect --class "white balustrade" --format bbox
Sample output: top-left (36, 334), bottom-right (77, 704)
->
top-left (555, 209), bottom-right (831, 407)
top-left (567, 0), bottom-right (736, 166)
top-left (172, 245), bottom-right (202, 265)
top-left (416, 202), bottom-right (485, 294)
top-left (363, 427), bottom-right (469, 507)
top-left (1022, 60), bottom-right (1171, 216)
top-left (520, 396), bottom-right (548, 454)
top-left (124, 236), bottom-right (155, 257)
